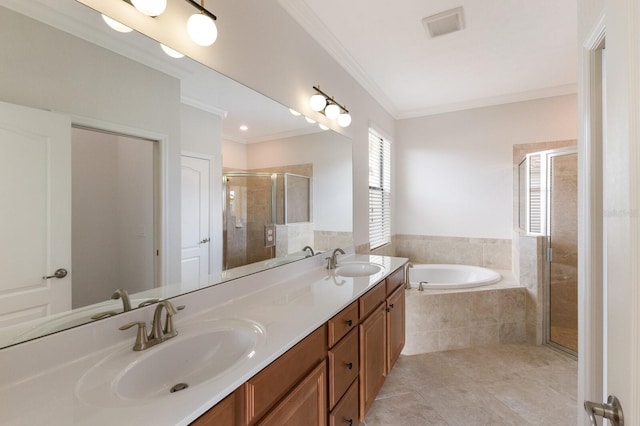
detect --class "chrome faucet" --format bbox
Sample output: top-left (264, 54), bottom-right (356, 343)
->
top-left (119, 300), bottom-right (184, 351)
top-left (326, 248), bottom-right (345, 269)
top-left (302, 246), bottom-right (315, 257)
top-left (112, 288), bottom-right (132, 312)
top-left (404, 262), bottom-right (414, 289)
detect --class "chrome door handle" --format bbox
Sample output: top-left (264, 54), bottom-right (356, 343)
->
top-left (584, 395), bottom-right (624, 426)
top-left (199, 238), bottom-right (210, 244)
top-left (43, 268), bottom-right (68, 280)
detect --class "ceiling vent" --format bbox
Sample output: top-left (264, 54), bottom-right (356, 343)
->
top-left (422, 7), bottom-right (465, 38)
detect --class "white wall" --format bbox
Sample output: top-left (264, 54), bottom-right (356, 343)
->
top-left (396, 95), bottom-right (578, 239)
top-left (0, 7), bottom-right (182, 285)
top-left (222, 140), bottom-right (248, 171)
top-left (246, 131), bottom-right (353, 233)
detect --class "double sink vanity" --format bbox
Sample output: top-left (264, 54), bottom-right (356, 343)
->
top-left (0, 253), bottom-right (407, 425)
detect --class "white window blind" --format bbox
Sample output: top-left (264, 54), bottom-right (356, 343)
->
top-left (369, 130), bottom-right (391, 249)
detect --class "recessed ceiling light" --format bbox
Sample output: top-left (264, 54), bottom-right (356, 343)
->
top-left (289, 108), bottom-right (301, 116)
top-left (160, 44), bottom-right (184, 58)
top-left (305, 117), bottom-right (316, 124)
top-left (239, 125), bottom-right (248, 131)
top-left (102, 15), bottom-right (133, 33)
top-left (318, 123), bottom-right (329, 130)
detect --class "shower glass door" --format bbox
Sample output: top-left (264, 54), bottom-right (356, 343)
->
top-left (547, 150), bottom-right (578, 353)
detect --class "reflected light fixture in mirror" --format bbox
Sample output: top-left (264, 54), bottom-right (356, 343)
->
top-left (309, 85), bottom-right (351, 127)
top-left (101, 14), bottom-right (133, 33)
top-left (160, 44), bottom-right (184, 58)
top-left (131, 0), bottom-right (167, 17)
top-left (289, 108), bottom-right (301, 116)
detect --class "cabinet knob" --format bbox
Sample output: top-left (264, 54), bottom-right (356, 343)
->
top-left (385, 307), bottom-right (390, 313)
top-left (345, 319), bottom-right (353, 327)
top-left (345, 420), bottom-right (353, 426)
top-left (390, 303), bottom-right (395, 308)
top-left (344, 362), bottom-right (353, 370)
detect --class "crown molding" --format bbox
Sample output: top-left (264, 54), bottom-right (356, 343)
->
top-left (245, 126), bottom-right (323, 144)
top-left (278, 0), bottom-right (399, 118)
top-left (396, 83), bottom-right (578, 119)
top-left (181, 96), bottom-right (228, 118)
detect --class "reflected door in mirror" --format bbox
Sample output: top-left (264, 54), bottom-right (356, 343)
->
top-left (0, 101), bottom-right (72, 326)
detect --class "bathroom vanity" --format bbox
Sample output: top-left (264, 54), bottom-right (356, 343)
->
top-left (0, 254), bottom-right (406, 425)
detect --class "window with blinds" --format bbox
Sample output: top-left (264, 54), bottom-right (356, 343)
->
top-left (369, 130), bottom-right (391, 249)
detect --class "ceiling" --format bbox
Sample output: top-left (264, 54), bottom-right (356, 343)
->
top-left (280, 0), bottom-right (578, 119)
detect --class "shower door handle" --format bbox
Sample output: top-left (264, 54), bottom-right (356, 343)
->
top-left (584, 395), bottom-right (624, 426)
top-left (199, 238), bottom-right (210, 244)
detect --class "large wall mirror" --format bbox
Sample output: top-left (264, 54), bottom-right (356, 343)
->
top-left (0, 0), bottom-right (353, 349)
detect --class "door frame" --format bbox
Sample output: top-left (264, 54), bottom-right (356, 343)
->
top-left (71, 115), bottom-right (168, 288)
top-left (181, 150), bottom-right (216, 280)
top-left (578, 13), bottom-right (605, 422)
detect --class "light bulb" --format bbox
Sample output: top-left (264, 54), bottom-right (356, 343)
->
top-left (309, 94), bottom-right (327, 112)
top-left (160, 44), bottom-right (184, 58)
top-left (305, 117), bottom-right (316, 124)
top-left (102, 15), bottom-right (133, 33)
top-left (318, 123), bottom-right (329, 130)
top-left (324, 103), bottom-right (340, 120)
top-left (131, 0), bottom-right (166, 16)
top-left (337, 112), bottom-right (352, 127)
top-left (187, 13), bottom-right (218, 46)
top-left (289, 108), bottom-right (301, 116)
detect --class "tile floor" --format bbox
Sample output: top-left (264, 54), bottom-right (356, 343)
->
top-left (363, 344), bottom-right (577, 426)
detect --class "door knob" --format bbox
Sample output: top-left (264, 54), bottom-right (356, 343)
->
top-left (584, 395), bottom-right (624, 426)
top-left (43, 268), bottom-right (68, 280)
top-left (199, 238), bottom-right (210, 244)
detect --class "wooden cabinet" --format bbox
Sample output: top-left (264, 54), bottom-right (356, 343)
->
top-left (244, 325), bottom-right (327, 425)
top-left (258, 361), bottom-right (326, 426)
top-left (359, 301), bottom-right (387, 420)
top-left (386, 284), bottom-right (405, 373)
top-left (193, 263), bottom-right (407, 426)
top-left (192, 389), bottom-right (242, 426)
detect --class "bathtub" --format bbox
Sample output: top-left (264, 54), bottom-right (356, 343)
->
top-left (409, 264), bottom-right (501, 290)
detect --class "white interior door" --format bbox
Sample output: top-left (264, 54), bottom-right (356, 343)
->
top-left (181, 154), bottom-right (210, 291)
top-left (0, 101), bottom-right (71, 327)
top-left (581, 6), bottom-right (640, 423)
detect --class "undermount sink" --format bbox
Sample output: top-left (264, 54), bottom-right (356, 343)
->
top-left (76, 318), bottom-right (265, 407)
top-left (335, 262), bottom-right (384, 277)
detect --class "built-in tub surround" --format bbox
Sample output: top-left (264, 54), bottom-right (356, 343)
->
top-left (403, 271), bottom-right (526, 355)
top-left (396, 234), bottom-right (512, 270)
top-left (408, 264), bottom-right (501, 290)
top-left (0, 252), bottom-right (407, 425)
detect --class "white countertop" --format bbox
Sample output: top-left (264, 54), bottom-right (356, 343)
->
top-left (0, 254), bottom-right (407, 425)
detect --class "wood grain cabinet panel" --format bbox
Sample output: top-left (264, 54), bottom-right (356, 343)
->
top-left (328, 301), bottom-right (358, 348)
top-left (385, 267), bottom-right (405, 296)
top-left (328, 327), bottom-right (359, 409)
top-left (244, 325), bottom-right (327, 425)
top-left (386, 285), bottom-right (405, 374)
top-left (258, 361), bottom-right (326, 426)
top-left (359, 282), bottom-right (385, 321)
top-left (359, 303), bottom-right (386, 421)
top-left (191, 389), bottom-right (243, 426)
top-left (329, 379), bottom-right (359, 426)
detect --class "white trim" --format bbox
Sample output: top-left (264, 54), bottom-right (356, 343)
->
top-left (577, 13), bottom-right (605, 424)
top-left (70, 114), bottom-right (169, 289)
top-left (181, 97), bottom-right (228, 119)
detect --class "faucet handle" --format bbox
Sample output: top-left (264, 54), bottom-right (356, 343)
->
top-left (119, 321), bottom-right (149, 351)
top-left (163, 305), bottom-right (185, 337)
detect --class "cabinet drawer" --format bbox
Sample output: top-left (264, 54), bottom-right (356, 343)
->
top-left (244, 325), bottom-right (327, 425)
top-left (359, 282), bottom-right (385, 320)
top-left (328, 301), bottom-right (358, 348)
top-left (329, 379), bottom-right (359, 426)
top-left (385, 266), bottom-right (405, 296)
top-left (328, 328), bottom-right (359, 409)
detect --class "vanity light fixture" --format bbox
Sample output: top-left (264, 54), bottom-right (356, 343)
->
top-left (130, 0), bottom-right (167, 17)
top-left (186, 0), bottom-right (218, 46)
top-left (309, 86), bottom-right (351, 127)
top-left (101, 14), bottom-right (133, 33)
top-left (160, 44), bottom-right (184, 58)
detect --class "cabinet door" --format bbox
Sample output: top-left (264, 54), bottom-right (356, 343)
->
top-left (386, 285), bottom-right (405, 374)
top-left (192, 389), bottom-right (241, 426)
top-left (258, 361), bottom-right (326, 426)
top-left (359, 303), bottom-right (386, 421)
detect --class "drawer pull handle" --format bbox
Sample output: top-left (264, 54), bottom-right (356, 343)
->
top-left (345, 419), bottom-right (353, 426)
top-left (386, 307), bottom-right (390, 312)
top-left (345, 362), bottom-right (353, 370)
top-left (345, 319), bottom-right (353, 327)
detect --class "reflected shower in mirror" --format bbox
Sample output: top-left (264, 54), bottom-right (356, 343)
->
top-left (0, 0), bottom-right (352, 349)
